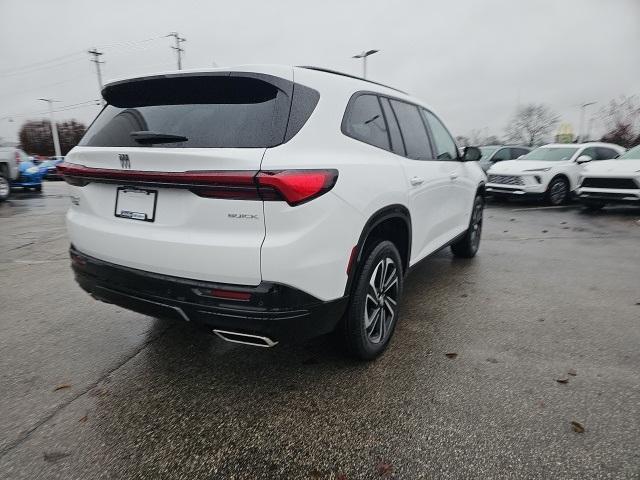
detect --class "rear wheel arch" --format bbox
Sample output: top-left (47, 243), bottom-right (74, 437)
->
top-left (345, 205), bottom-right (411, 296)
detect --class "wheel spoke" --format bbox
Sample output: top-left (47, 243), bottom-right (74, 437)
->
top-left (369, 260), bottom-right (384, 296)
top-left (365, 306), bottom-right (380, 329)
top-left (378, 259), bottom-right (387, 292)
top-left (384, 298), bottom-right (395, 320)
top-left (378, 308), bottom-right (386, 341)
top-left (383, 275), bottom-right (398, 293)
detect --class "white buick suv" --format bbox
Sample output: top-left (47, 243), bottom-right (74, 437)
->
top-left (486, 142), bottom-right (625, 205)
top-left (59, 65), bottom-right (486, 359)
top-left (577, 144), bottom-right (640, 210)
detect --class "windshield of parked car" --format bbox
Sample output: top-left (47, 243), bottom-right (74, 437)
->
top-left (479, 147), bottom-right (498, 160)
top-left (519, 147), bottom-right (578, 161)
top-left (618, 145), bottom-right (640, 160)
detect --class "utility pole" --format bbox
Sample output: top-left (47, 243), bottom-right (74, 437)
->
top-left (168, 32), bottom-right (186, 70)
top-left (38, 99), bottom-right (62, 158)
top-left (352, 49), bottom-right (379, 79)
top-left (578, 101), bottom-right (596, 143)
top-left (88, 48), bottom-right (105, 103)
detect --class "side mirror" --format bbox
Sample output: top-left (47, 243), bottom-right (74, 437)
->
top-left (576, 155), bottom-right (592, 164)
top-left (462, 146), bottom-right (481, 162)
top-left (517, 155), bottom-right (525, 159)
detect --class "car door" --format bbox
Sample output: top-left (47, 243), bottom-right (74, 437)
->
top-left (421, 109), bottom-right (474, 239)
top-left (387, 99), bottom-right (454, 263)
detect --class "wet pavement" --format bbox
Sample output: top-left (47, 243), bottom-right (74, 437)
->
top-left (1, 182), bottom-right (639, 479)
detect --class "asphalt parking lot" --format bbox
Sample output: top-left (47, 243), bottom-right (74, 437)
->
top-left (1, 182), bottom-right (639, 480)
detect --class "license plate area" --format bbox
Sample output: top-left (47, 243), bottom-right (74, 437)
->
top-left (114, 187), bottom-right (157, 222)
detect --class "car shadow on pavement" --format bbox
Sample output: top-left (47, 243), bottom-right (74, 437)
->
top-left (74, 256), bottom-right (456, 478)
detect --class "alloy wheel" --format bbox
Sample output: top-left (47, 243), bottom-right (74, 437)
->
top-left (549, 180), bottom-right (567, 205)
top-left (364, 257), bottom-right (399, 344)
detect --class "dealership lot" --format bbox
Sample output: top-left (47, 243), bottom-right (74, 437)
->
top-left (1, 182), bottom-right (639, 479)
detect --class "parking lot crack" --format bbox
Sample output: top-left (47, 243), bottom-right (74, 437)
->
top-left (0, 323), bottom-right (173, 460)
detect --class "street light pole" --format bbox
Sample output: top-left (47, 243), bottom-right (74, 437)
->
top-left (352, 49), bottom-right (379, 79)
top-left (38, 98), bottom-right (62, 158)
top-left (578, 102), bottom-right (596, 143)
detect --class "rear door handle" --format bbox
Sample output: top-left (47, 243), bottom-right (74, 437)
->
top-left (410, 176), bottom-right (424, 186)
top-left (449, 172), bottom-right (459, 180)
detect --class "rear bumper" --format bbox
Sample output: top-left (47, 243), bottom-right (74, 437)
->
top-left (69, 246), bottom-right (348, 343)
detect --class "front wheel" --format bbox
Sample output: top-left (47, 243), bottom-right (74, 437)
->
top-left (0, 174), bottom-right (9, 202)
top-left (451, 194), bottom-right (484, 258)
top-left (546, 177), bottom-right (569, 206)
top-left (342, 240), bottom-right (403, 360)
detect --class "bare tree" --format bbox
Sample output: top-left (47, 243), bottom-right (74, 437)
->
top-left (504, 104), bottom-right (560, 146)
top-left (455, 135), bottom-right (470, 147)
top-left (19, 119), bottom-right (86, 156)
top-left (599, 95), bottom-right (640, 148)
top-left (467, 129), bottom-right (501, 146)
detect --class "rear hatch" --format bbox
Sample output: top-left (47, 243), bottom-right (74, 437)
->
top-left (63, 70), bottom-right (293, 285)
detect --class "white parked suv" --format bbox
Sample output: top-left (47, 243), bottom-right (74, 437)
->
top-left (577, 144), bottom-right (640, 210)
top-left (486, 142), bottom-right (625, 205)
top-left (59, 65), bottom-right (486, 359)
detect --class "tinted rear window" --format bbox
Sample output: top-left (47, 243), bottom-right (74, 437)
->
top-left (389, 100), bottom-right (432, 160)
top-left (80, 75), bottom-right (292, 148)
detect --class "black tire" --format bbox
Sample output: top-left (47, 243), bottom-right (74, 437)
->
top-left (0, 173), bottom-right (9, 202)
top-left (582, 200), bottom-right (605, 211)
top-left (342, 240), bottom-right (403, 360)
top-left (33, 184), bottom-right (42, 192)
top-left (451, 194), bottom-right (484, 258)
top-left (545, 176), bottom-right (569, 206)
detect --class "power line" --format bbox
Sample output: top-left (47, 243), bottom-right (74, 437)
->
top-left (0, 35), bottom-right (166, 78)
top-left (167, 32), bottom-right (186, 70)
top-left (0, 51), bottom-right (85, 76)
top-left (1, 100), bottom-right (101, 121)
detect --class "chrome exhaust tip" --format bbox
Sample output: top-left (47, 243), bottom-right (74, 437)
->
top-left (213, 329), bottom-right (278, 348)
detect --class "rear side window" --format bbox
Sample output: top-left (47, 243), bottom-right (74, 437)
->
top-left (380, 98), bottom-right (405, 156)
top-left (389, 100), bottom-right (432, 160)
top-left (342, 94), bottom-right (389, 150)
top-left (80, 75), bottom-right (296, 148)
top-left (422, 110), bottom-right (458, 160)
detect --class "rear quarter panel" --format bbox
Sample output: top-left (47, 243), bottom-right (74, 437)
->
top-left (259, 69), bottom-right (409, 300)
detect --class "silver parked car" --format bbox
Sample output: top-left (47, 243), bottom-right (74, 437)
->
top-left (478, 145), bottom-right (531, 172)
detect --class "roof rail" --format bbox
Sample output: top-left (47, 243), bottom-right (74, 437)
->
top-left (297, 66), bottom-right (407, 94)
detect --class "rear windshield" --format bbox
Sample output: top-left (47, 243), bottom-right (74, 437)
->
top-left (79, 75), bottom-right (291, 148)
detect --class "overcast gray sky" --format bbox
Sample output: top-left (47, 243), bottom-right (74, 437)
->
top-left (1, 0), bottom-right (638, 144)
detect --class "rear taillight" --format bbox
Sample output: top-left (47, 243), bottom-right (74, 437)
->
top-left (58, 163), bottom-right (338, 206)
top-left (15, 151), bottom-right (21, 165)
top-left (256, 170), bottom-right (338, 206)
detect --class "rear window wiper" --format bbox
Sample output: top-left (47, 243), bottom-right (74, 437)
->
top-left (130, 131), bottom-right (188, 144)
